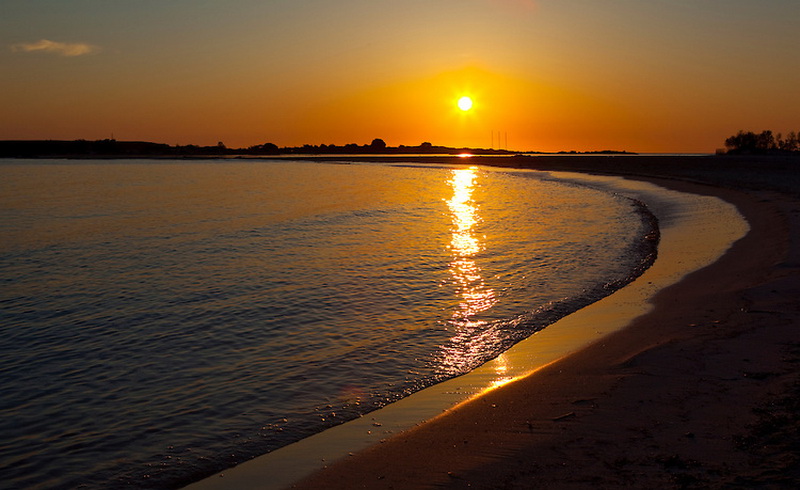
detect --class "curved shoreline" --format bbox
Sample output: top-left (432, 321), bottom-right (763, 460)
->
top-left (289, 161), bottom-right (799, 488)
top-left (185, 167), bottom-right (751, 489)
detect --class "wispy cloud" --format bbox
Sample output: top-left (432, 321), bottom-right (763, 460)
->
top-left (11, 39), bottom-right (100, 57)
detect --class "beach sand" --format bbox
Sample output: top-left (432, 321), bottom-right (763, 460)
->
top-left (291, 155), bottom-right (800, 488)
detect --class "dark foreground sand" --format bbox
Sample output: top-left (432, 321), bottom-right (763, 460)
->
top-left (293, 155), bottom-right (800, 488)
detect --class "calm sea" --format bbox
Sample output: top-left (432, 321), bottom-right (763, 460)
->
top-left (0, 159), bottom-right (656, 489)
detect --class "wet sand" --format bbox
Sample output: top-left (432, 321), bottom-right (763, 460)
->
top-left (293, 155), bottom-right (800, 488)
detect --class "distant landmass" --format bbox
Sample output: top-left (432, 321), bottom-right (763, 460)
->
top-left (723, 130), bottom-right (799, 155)
top-left (0, 138), bottom-right (635, 158)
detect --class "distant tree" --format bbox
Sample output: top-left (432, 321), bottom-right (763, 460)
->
top-left (419, 142), bottom-right (433, 149)
top-left (756, 130), bottom-right (776, 151)
top-left (778, 131), bottom-right (799, 152)
top-left (369, 138), bottom-right (387, 150)
top-left (247, 142), bottom-right (278, 154)
top-left (726, 131), bottom-right (757, 152)
top-left (725, 129), bottom-right (799, 154)
top-left (725, 130), bottom-right (772, 153)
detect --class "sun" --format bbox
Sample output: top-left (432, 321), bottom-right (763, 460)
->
top-left (457, 96), bottom-right (473, 111)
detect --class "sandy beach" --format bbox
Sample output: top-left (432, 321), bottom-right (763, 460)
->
top-left (288, 155), bottom-right (800, 488)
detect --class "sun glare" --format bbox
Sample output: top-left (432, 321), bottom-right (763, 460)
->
top-left (457, 96), bottom-right (473, 111)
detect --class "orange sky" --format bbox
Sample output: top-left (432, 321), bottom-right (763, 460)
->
top-left (1, 0), bottom-right (798, 152)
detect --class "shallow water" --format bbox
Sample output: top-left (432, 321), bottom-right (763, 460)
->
top-left (0, 159), bottom-right (654, 488)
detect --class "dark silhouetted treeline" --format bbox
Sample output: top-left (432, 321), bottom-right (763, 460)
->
top-left (0, 139), bottom-right (235, 158)
top-left (0, 138), bottom-right (516, 158)
top-left (245, 139), bottom-right (516, 156)
top-left (725, 130), bottom-right (799, 154)
top-left (0, 138), bottom-right (635, 158)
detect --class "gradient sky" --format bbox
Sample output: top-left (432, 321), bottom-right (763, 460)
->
top-left (2, 0), bottom-right (798, 152)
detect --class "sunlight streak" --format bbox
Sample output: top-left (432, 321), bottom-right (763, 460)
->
top-left (446, 167), bottom-right (496, 320)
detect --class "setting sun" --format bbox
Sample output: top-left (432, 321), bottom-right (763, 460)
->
top-left (457, 96), bottom-right (473, 112)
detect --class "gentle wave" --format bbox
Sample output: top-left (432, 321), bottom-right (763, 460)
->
top-left (0, 160), bottom-right (656, 489)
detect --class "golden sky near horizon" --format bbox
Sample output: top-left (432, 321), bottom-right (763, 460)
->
top-left (1, 0), bottom-right (798, 153)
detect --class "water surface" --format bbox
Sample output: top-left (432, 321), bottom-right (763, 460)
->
top-left (0, 159), bottom-right (654, 488)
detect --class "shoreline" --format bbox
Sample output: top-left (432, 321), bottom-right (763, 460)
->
top-left (184, 156), bottom-right (791, 489)
top-left (288, 158), bottom-right (800, 488)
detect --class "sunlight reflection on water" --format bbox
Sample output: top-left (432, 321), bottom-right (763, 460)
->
top-left (446, 167), bottom-right (497, 322)
top-left (438, 167), bottom-right (502, 374)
